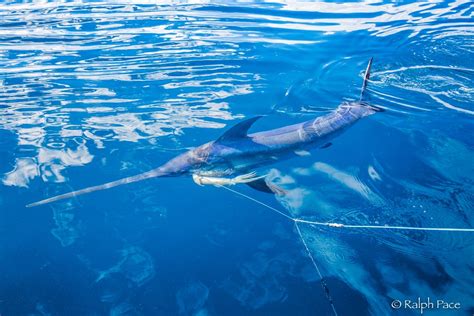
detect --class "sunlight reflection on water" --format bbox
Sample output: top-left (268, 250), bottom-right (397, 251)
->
top-left (0, 1), bottom-right (473, 315)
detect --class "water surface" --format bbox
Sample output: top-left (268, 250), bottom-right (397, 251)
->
top-left (0, 1), bottom-right (473, 315)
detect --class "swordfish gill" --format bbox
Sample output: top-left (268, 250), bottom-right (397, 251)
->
top-left (27, 58), bottom-right (382, 207)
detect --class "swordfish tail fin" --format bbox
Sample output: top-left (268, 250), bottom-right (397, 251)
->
top-left (26, 168), bottom-right (165, 208)
top-left (359, 57), bottom-right (373, 102)
top-left (359, 57), bottom-right (384, 112)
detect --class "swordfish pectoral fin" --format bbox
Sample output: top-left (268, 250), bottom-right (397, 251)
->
top-left (246, 178), bottom-right (287, 196)
top-left (26, 169), bottom-right (165, 208)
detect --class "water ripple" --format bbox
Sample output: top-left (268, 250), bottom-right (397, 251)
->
top-left (0, 1), bottom-right (473, 315)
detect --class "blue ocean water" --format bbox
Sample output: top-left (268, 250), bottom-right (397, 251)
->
top-left (0, 1), bottom-right (473, 315)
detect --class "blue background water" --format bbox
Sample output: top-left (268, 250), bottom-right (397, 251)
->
top-left (0, 1), bottom-right (473, 315)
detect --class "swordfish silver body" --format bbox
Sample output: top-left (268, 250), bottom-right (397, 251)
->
top-left (169, 102), bottom-right (378, 178)
top-left (27, 58), bottom-right (379, 207)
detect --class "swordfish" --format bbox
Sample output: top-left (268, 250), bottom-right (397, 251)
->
top-left (27, 58), bottom-right (381, 207)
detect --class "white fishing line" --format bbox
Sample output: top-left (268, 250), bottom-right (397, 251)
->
top-left (295, 221), bottom-right (339, 316)
top-left (218, 184), bottom-right (339, 316)
top-left (218, 184), bottom-right (474, 232)
top-left (217, 184), bottom-right (474, 316)
top-left (294, 219), bottom-right (474, 232)
top-left (217, 185), bottom-right (294, 221)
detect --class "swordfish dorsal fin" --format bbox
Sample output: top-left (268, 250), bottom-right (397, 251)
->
top-left (216, 116), bottom-right (263, 143)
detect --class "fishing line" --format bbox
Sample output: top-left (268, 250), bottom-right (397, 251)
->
top-left (217, 184), bottom-right (474, 316)
top-left (218, 185), bottom-right (474, 232)
top-left (218, 184), bottom-right (339, 315)
top-left (294, 219), bottom-right (474, 232)
top-left (217, 185), bottom-right (294, 221)
top-left (295, 221), bottom-right (339, 316)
